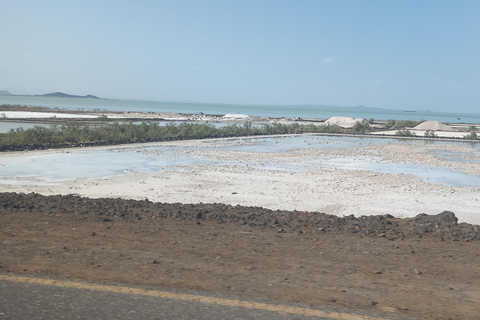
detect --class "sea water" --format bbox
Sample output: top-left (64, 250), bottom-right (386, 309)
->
top-left (0, 122), bottom-right (48, 133)
top-left (1, 95), bottom-right (480, 123)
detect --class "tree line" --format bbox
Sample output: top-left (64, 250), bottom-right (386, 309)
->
top-left (0, 121), bottom-right (345, 151)
top-left (2, 119), bottom-right (475, 151)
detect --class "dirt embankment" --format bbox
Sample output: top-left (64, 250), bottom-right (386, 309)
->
top-left (2, 192), bottom-right (480, 320)
top-left (2, 192), bottom-right (478, 241)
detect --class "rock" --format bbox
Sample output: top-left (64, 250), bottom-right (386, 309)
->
top-left (346, 267), bottom-right (357, 274)
top-left (414, 268), bottom-right (422, 274)
top-left (414, 211), bottom-right (458, 224)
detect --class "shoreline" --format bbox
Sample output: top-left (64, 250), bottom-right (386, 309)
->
top-left (1, 103), bottom-right (479, 126)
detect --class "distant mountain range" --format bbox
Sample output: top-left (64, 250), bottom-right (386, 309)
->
top-left (41, 92), bottom-right (100, 99)
top-left (0, 91), bottom-right (100, 99)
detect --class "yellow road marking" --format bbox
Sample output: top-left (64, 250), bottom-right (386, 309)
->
top-left (0, 274), bottom-right (388, 320)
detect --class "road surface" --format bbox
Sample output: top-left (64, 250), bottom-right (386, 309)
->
top-left (0, 274), bottom-right (424, 320)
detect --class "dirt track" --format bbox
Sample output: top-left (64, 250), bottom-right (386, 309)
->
top-left (1, 192), bottom-right (480, 319)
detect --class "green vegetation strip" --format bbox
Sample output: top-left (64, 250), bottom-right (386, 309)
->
top-left (0, 122), bottom-right (345, 151)
top-left (1, 118), bottom-right (475, 151)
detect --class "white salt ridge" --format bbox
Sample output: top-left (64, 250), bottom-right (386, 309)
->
top-left (221, 114), bottom-right (251, 120)
top-left (1, 111), bottom-right (106, 119)
top-left (373, 120), bottom-right (470, 138)
top-left (413, 121), bottom-right (453, 131)
top-left (324, 116), bottom-right (363, 128)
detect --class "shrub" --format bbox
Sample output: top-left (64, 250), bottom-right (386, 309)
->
top-left (386, 119), bottom-right (424, 130)
top-left (465, 126), bottom-right (478, 139)
top-left (352, 119), bottom-right (371, 134)
top-left (463, 125), bottom-right (478, 140)
top-left (396, 129), bottom-right (414, 137)
top-left (316, 124), bottom-right (344, 133)
top-left (424, 130), bottom-right (437, 138)
top-left (465, 132), bottom-right (478, 140)
top-left (385, 119), bottom-right (397, 129)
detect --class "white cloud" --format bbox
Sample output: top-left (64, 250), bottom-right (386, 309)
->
top-left (322, 57), bottom-right (335, 64)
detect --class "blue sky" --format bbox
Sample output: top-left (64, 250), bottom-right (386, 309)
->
top-left (1, 0), bottom-right (479, 112)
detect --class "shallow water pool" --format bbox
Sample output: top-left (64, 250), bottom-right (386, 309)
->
top-left (1, 135), bottom-right (479, 187)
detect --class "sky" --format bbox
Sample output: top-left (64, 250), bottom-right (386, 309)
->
top-left (1, 0), bottom-right (479, 112)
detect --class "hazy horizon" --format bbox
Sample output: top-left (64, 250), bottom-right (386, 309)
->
top-left (0, 91), bottom-right (437, 113)
top-left (1, 1), bottom-right (479, 113)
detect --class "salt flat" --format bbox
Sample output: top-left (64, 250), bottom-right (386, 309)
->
top-left (0, 111), bottom-right (101, 119)
top-left (1, 135), bottom-right (479, 224)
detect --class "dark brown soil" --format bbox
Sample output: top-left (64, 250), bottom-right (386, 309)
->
top-left (1, 192), bottom-right (480, 319)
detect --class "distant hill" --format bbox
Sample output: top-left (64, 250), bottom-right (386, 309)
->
top-left (0, 90), bottom-right (13, 96)
top-left (41, 92), bottom-right (100, 99)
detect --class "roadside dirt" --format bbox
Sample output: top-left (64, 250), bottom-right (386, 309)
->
top-left (1, 192), bottom-right (480, 319)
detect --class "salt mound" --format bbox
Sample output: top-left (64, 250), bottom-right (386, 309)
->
top-left (221, 114), bottom-right (251, 120)
top-left (413, 121), bottom-right (453, 131)
top-left (324, 116), bottom-right (363, 128)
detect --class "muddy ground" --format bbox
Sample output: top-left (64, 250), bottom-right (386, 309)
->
top-left (1, 192), bottom-right (480, 319)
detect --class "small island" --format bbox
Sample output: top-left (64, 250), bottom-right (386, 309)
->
top-left (41, 92), bottom-right (100, 99)
top-left (0, 90), bottom-right (100, 99)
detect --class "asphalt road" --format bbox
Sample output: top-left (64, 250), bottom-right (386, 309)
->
top-left (0, 274), bottom-right (423, 320)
